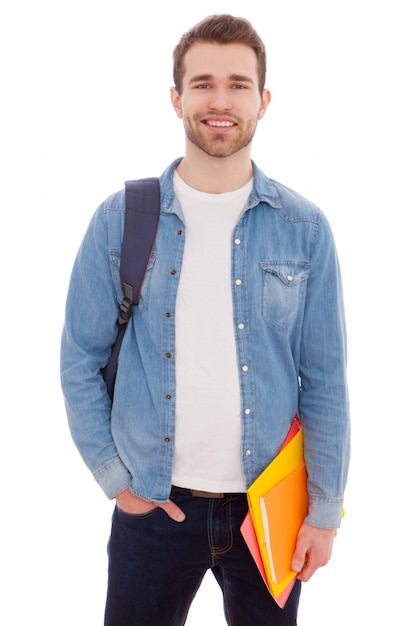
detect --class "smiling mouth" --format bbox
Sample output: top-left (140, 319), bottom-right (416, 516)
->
top-left (203, 120), bottom-right (236, 128)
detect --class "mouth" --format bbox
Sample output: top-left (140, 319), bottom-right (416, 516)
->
top-left (201, 118), bottom-right (237, 130)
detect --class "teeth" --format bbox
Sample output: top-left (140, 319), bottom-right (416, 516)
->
top-left (206, 120), bottom-right (234, 127)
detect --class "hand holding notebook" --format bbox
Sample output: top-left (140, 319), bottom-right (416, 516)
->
top-left (241, 416), bottom-right (308, 607)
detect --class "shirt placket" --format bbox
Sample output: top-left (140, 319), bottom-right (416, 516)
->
top-left (231, 216), bottom-right (255, 484)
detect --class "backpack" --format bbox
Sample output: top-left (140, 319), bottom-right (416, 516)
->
top-left (101, 177), bottom-right (160, 400)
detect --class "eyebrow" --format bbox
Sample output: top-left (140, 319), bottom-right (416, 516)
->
top-left (188, 73), bottom-right (255, 85)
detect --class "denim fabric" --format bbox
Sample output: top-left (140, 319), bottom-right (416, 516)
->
top-left (61, 158), bottom-right (350, 528)
top-left (104, 488), bottom-right (301, 625)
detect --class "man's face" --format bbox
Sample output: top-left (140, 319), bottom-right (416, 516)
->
top-left (171, 42), bottom-right (270, 159)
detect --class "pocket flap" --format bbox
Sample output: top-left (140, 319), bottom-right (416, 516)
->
top-left (260, 261), bottom-right (310, 286)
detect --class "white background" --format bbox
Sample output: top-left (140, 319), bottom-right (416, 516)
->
top-left (1, 0), bottom-right (416, 623)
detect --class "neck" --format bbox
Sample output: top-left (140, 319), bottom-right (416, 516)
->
top-left (176, 141), bottom-right (253, 193)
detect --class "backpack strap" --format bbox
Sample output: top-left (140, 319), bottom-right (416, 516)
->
top-left (101, 177), bottom-right (160, 399)
top-left (118, 177), bottom-right (160, 324)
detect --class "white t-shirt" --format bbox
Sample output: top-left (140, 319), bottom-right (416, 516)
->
top-left (171, 172), bottom-right (253, 493)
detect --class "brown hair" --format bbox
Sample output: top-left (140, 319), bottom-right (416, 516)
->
top-left (173, 14), bottom-right (267, 95)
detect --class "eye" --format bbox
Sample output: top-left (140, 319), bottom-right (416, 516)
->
top-left (195, 84), bottom-right (211, 89)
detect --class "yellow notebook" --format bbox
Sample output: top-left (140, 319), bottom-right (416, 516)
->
top-left (245, 421), bottom-right (308, 601)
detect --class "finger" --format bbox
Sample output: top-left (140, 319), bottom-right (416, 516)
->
top-left (295, 546), bottom-right (332, 582)
top-left (291, 544), bottom-right (308, 575)
top-left (158, 500), bottom-right (186, 522)
top-left (296, 558), bottom-right (316, 582)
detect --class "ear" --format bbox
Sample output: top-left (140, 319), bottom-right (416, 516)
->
top-left (258, 88), bottom-right (271, 120)
top-left (170, 87), bottom-right (183, 119)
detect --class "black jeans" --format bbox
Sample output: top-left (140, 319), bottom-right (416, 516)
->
top-left (104, 487), bottom-right (301, 625)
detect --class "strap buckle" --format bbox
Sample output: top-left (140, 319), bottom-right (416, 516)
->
top-left (118, 283), bottom-right (134, 326)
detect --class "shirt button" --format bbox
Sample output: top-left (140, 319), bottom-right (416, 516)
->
top-left (242, 365), bottom-right (249, 372)
top-left (171, 269), bottom-right (177, 275)
top-left (165, 437), bottom-right (171, 443)
top-left (177, 230), bottom-right (182, 235)
top-left (234, 238), bottom-right (241, 245)
top-left (244, 408), bottom-right (251, 415)
top-left (245, 449), bottom-right (251, 456)
top-left (238, 323), bottom-right (245, 330)
top-left (165, 394), bottom-right (172, 400)
top-left (287, 275), bottom-right (293, 282)
top-left (165, 312), bottom-right (171, 318)
top-left (235, 279), bottom-right (242, 286)
top-left (165, 352), bottom-right (172, 358)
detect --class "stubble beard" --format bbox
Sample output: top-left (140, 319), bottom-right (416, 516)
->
top-left (183, 115), bottom-right (258, 159)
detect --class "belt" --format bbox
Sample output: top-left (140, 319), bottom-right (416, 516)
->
top-left (172, 486), bottom-right (243, 499)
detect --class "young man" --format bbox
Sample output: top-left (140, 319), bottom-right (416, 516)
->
top-left (61, 14), bottom-right (350, 625)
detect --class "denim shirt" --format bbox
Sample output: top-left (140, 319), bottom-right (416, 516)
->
top-left (61, 158), bottom-right (350, 529)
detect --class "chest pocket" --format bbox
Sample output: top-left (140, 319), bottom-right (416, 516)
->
top-left (260, 261), bottom-right (310, 332)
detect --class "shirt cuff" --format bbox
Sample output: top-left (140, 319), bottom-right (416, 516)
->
top-left (304, 495), bottom-right (345, 529)
top-left (93, 456), bottom-right (132, 500)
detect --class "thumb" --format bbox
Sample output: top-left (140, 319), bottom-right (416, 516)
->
top-left (291, 548), bottom-right (306, 574)
top-left (159, 499), bottom-right (186, 523)
top-left (291, 534), bottom-right (308, 573)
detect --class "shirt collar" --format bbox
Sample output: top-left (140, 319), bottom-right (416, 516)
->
top-left (160, 158), bottom-right (283, 214)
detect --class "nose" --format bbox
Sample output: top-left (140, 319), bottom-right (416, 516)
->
top-left (208, 87), bottom-right (232, 111)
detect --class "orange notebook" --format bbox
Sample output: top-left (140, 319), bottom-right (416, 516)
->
top-left (241, 416), bottom-right (308, 607)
